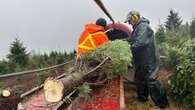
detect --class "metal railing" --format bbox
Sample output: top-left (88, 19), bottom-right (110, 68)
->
top-left (0, 60), bottom-right (73, 78)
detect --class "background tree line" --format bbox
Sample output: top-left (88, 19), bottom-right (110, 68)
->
top-left (0, 8), bottom-right (195, 109)
top-left (155, 9), bottom-right (195, 109)
top-left (0, 38), bottom-right (75, 74)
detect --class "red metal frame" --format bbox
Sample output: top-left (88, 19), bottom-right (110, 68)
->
top-left (67, 76), bottom-right (125, 110)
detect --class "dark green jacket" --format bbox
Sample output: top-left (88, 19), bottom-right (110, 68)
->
top-left (129, 17), bottom-right (159, 75)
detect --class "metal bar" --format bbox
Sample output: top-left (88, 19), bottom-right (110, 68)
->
top-left (52, 89), bottom-right (77, 110)
top-left (20, 73), bottom-right (68, 98)
top-left (20, 84), bottom-right (43, 98)
top-left (0, 60), bottom-right (73, 78)
top-left (119, 76), bottom-right (125, 109)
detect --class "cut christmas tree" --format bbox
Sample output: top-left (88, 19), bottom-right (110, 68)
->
top-left (43, 40), bottom-right (132, 103)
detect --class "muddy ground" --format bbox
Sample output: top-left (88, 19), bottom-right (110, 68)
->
top-left (124, 67), bottom-right (188, 110)
top-left (0, 66), bottom-right (189, 110)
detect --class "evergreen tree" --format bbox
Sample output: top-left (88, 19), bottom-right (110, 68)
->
top-left (190, 18), bottom-right (195, 38)
top-left (7, 38), bottom-right (29, 67)
top-left (179, 22), bottom-right (191, 38)
top-left (0, 60), bottom-right (9, 74)
top-left (64, 51), bottom-right (67, 57)
top-left (48, 51), bottom-right (58, 65)
top-left (155, 25), bottom-right (166, 44)
top-left (56, 52), bottom-right (65, 64)
top-left (165, 9), bottom-right (183, 30)
top-left (28, 54), bottom-right (46, 68)
top-left (43, 53), bottom-right (49, 63)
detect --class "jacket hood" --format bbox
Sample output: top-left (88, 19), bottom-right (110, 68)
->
top-left (85, 24), bottom-right (105, 33)
top-left (133, 17), bottom-right (150, 29)
top-left (138, 17), bottom-right (150, 24)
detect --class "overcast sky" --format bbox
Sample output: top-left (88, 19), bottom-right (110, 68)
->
top-left (0, 0), bottom-right (194, 60)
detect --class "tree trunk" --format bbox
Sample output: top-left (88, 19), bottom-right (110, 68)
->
top-left (44, 71), bottom-right (86, 103)
top-left (44, 57), bottom-right (109, 103)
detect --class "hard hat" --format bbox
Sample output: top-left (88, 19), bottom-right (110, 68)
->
top-left (96, 18), bottom-right (107, 28)
top-left (125, 10), bottom-right (140, 25)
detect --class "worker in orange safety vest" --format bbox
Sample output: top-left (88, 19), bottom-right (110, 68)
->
top-left (77, 18), bottom-right (109, 57)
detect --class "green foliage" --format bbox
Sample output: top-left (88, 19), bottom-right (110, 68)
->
top-left (49, 51), bottom-right (58, 64)
top-left (14, 64), bottom-right (26, 72)
top-left (156, 13), bottom-right (195, 108)
top-left (155, 25), bottom-right (166, 44)
top-left (0, 38), bottom-right (74, 75)
top-left (82, 40), bottom-right (132, 78)
top-left (0, 60), bottom-right (10, 74)
top-left (169, 39), bottom-right (195, 108)
top-left (156, 22), bottom-right (191, 68)
top-left (78, 83), bottom-right (91, 97)
top-left (47, 51), bottom-right (66, 65)
top-left (66, 50), bottom-right (76, 60)
top-left (0, 82), bottom-right (6, 90)
top-left (7, 38), bottom-right (29, 67)
top-left (0, 41), bottom-right (28, 74)
top-left (163, 38), bottom-right (193, 68)
top-left (164, 46), bottom-right (179, 67)
top-left (28, 53), bottom-right (47, 68)
top-left (190, 18), bottom-right (195, 38)
top-left (165, 9), bottom-right (182, 30)
top-left (0, 51), bottom-right (70, 75)
top-left (27, 51), bottom-right (68, 69)
top-left (56, 52), bottom-right (65, 64)
top-left (166, 30), bottom-right (190, 47)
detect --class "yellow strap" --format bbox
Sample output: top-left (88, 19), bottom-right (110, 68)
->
top-left (79, 32), bottom-right (104, 50)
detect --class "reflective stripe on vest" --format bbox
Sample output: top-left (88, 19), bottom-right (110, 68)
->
top-left (79, 32), bottom-right (104, 50)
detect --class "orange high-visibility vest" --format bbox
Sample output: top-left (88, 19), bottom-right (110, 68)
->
top-left (77, 24), bottom-right (109, 57)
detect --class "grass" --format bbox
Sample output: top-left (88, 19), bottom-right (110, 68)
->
top-left (123, 67), bottom-right (188, 110)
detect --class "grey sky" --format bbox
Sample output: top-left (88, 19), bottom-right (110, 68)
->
top-left (0, 0), bottom-right (194, 60)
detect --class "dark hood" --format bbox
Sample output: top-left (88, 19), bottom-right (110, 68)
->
top-left (139, 17), bottom-right (150, 24)
top-left (133, 17), bottom-right (150, 28)
top-left (85, 24), bottom-right (105, 33)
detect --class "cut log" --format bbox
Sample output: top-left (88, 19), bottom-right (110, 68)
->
top-left (21, 72), bottom-right (68, 99)
top-left (2, 89), bottom-right (11, 97)
top-left (44, 72), bottom-right (84, 103)
top-left (44, 57), bottom-right (109, 103)
top-left (44, 79), bottom-right (64, 102)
